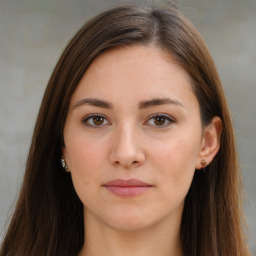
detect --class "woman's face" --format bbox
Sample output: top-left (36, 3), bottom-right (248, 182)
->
top-left (63, 45), bottom-right (205, 232)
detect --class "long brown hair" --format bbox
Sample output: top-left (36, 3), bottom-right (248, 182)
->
top-left (0, 2), bottom-right (251, 256)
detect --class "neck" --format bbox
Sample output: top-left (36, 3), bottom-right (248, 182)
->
top-left (78, 210), bottom-right (183, 256)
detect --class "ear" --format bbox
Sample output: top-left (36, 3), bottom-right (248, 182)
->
top-left (195, 116), bottom-right (222, 169)
top-left (61, 146), bottom-right (71, 172)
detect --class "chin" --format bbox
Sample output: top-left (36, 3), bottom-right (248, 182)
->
top-left (102, 207), bottom-right (159, 232)
top-left (108, 218), bottom-right (153, 232)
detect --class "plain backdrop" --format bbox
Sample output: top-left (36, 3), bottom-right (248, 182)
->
top-left (0, 0), bottom-right (255, 252)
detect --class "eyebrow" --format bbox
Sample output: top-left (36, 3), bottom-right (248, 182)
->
top-left (73, 98), bottom-right (113, 109)
top-left (138, 98), bottom-right (185, 109)
top-left (73, 97), bottom-right (185, 110)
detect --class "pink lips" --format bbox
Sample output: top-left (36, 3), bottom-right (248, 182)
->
top-left (103, 179), bottom-right (153, 197)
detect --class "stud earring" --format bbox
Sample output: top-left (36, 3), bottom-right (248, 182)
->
top-left (201, 159), bottom-right (207, 167)
top-left (60, 158), bottom-right (68, 171)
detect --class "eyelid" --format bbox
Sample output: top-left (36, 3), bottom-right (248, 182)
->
top-left (144, 113), bottom-right (175, 127)
top-left (81, 113), bottom-right (175, 128)
top-left (81, 113), bottom-right (111, 128)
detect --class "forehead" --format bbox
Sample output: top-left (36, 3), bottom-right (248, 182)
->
top-left (70, 45), bottom-right (197, 109)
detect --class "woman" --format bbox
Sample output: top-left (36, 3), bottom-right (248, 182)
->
top-left (0, 2), bottom-right (251, 256)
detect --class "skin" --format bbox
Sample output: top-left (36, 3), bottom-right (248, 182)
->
top-left (63, 45), bottom-right (221, 256)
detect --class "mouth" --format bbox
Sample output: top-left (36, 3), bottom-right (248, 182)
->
top-left (102, 179), bottom-right (153, 197)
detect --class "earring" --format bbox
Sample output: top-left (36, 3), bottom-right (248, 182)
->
top-left (60, 158), bottom-right (68, 170)
top-left (201, 159), bottom-right (207, 167)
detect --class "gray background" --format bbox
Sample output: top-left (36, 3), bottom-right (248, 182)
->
top-left (0, 0), bottom-right (255, 253)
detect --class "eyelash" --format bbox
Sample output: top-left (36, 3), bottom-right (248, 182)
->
top-left (81, 113), bottom-right (175, 128)
top-left (82, 114), bottom-right (110, 128)
top-left (145, 113), bottom-right (174, 128)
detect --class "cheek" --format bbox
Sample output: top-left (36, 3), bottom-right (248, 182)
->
top-left (67, 131), bottom-right (106, 169)
top-left (66, 134), bottom-right (108, 194)
top-left (147, 138), bottom-right (197, 212)
top-left (68, 143), bottom-right (106, 207)
top-left (151, 133), bottom-right (200, 192)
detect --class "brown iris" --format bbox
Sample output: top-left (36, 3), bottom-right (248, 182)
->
top-left (93, 116), bottom-right (104, 125)
top-left (154, 116), bottom-right (166, 126)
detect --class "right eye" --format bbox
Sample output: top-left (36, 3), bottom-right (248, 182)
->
top-left (82, 114), bottom-right (110, 128)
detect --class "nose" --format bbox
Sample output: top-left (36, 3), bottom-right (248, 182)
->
top-left (109, 124), bottom-right (145, 169)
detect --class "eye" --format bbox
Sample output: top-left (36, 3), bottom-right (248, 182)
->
top-left (146, 114), bottom-right (174, 127)
top-left (82, 114), bottom-right (110, 128)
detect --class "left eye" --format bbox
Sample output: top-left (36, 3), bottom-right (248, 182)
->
top-left (82, 114), bottom-right (110, 127)
top-left (146, 114), bottom-right (174, 127)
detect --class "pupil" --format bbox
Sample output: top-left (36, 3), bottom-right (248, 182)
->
top-left (93, 116), bottom-right (103, 125)
top-left (155, 116), bottom-right (165, 125)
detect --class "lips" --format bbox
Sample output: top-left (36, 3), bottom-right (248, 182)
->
top-left (103, 179), bottom-right (153, 197)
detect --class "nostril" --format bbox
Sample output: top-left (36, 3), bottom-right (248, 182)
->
top-left (127, 161), bottom-right (141, 168)
top-left (114, 160), bottom-right (140, 168)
